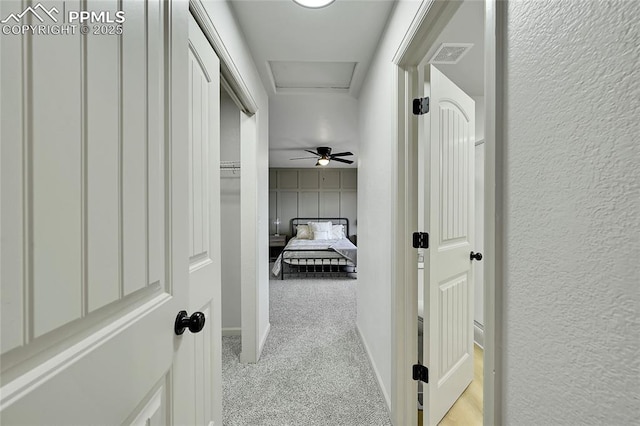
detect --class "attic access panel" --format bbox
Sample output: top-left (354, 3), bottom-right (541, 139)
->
top-left (269, 61), bottom-right (357, 91)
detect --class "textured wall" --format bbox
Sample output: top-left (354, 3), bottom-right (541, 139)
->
top-left (503, 1), bottom-right (640, 424)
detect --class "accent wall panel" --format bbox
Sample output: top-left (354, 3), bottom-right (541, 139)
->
top-left (340, 192), bottom-right (357, 236)
top-left (277, 192), bottom-right (299, 236)
top-left (299, 192), bottom-right (320, 217)
top-left (300, 170), bottom-right (320, 189)
top-left (269, 191), bottom-right (277, 234)
top-left (320, 192), bottom-right (340, 217)
top-left (342, 170), bottom-right (357, 189)
top-left (320, 170), bottom-right (340, 189)
top-left (270, 169), bottom-right (357, 237)
top-left (269, 170), bottom-right (277, 189)
top-left (277, 170), bottom-right (298, 189)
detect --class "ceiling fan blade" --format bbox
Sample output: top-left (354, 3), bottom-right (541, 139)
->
top-left (331, 157), bottom-right (354, 164)
top-left (290, 156), bottom-right (318, 160)
top-left (330, 152), bottom-right (353, 157)
top-left (304, 149), bottom-right (320, 156)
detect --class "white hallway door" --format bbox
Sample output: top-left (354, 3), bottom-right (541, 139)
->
top-left (422, 65), bottom-right (476, 425)
top-left (173, 14), bottom-right (224, 426)
top-left (0, 1), bottom-right (195, 424)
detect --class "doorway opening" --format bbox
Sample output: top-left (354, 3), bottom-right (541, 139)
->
top-left (416, 1), bottom-right (485, 424)
top-left (392, 0), bottom-right (503, 425)
top-left (220, 83), bottom-right (242, 338)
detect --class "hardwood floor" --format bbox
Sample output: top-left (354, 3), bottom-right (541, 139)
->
top-left (418, 344), bottom-right (484, 426)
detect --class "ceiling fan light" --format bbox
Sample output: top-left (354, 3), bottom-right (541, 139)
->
top-left (318, 158), bottom-right (330, 166)
top-left (292, 0), bottom-right (335, 9)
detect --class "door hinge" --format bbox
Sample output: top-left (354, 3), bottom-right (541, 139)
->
top-left (413, 364), bottom-right (429, 383)
top-left (412, 232), bottom-right (429, 249)
top-left (412, 97), bottom-right (429, 115)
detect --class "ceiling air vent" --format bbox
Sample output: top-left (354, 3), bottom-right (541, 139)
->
top-left (429, 43), bottom-right (474, 65)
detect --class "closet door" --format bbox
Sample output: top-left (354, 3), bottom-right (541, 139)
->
top-left (0, 1), bottom-right (190, 424)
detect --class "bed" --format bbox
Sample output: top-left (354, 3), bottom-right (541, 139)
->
top-left (271, 218), bottom-right (357, 279)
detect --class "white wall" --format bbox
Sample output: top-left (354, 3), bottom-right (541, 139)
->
top-left (503, 1), bottom-right (639, 423)
top-left (200, 1), bottom-right (271, 359)
top-left (220, 90), bottom-right (241, 331)
top-left (356, 0), bottom-right (423, 408)
top-left (269, 94), bottom-right (359, 168)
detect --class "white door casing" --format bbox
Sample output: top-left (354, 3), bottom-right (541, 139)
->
top-left (173, 14), bottom-right (223, 426)
top-left (423, 65), bottom-right (476, 425)
top-left (0, 0), bottom-right (191, 424)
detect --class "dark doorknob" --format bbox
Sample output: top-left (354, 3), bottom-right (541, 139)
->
top-left (174, 310), bottom-right (206, 335)
top-left (470, 251), bottom-right (483, 261)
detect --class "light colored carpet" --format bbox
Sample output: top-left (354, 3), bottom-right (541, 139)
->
top-left (222, 277), bottom-right (392, 426)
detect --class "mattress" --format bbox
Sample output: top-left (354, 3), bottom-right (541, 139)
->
top-left (272, 237), bottom-right (357, 276)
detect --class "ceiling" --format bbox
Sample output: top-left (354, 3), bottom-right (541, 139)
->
top-left (423, 0), bottom-right (484, 97)
top-left (228, 0), bottom-right (484, 169)
top-left (230, 0), bottom-right (396, 97)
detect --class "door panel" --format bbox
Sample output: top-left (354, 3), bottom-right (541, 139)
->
top-left (194, 304), bottom-right (214, 425)
top-left (86, 16), bottom-right (120, 312)
top-left (129, 385), bottom-right (168, 426)
top-left (189, 46), bottom-right (213, 267)
top-left (181, 14), bottom-right (222, 425)
top-left (1, 1), bottom-right (189, 424)
top-left (423, 65), bottom-right (475, 425)
top-left (31, 0), bottom-right (83, 337)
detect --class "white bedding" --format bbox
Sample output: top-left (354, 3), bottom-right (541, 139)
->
top-left (271, 237), bottom-right (357, 277)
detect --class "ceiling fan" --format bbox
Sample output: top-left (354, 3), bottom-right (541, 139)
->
top-left (290, 147), bottom-right (354, 166)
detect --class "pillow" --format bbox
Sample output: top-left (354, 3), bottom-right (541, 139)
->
top-left (331, 224), bottom-right (345, 240)
top-left (308, 221), bottom-right (332, 233)
top-left (296, 224), bottom-right (311, 239)
top-left (312, 230), bottom-right (330, 240)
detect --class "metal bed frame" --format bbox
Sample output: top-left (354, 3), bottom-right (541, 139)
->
top-left (280, 218), bottom-right (356, 280)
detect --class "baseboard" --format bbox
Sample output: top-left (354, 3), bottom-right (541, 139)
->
top-left (356, 324), bottom-right (391, 412)
top-left (257, 322), bottom-right (271, 359)
top-left (474, 321), bottom-right (484, 349)
top-left (222, 327), bottom-right (242, 337)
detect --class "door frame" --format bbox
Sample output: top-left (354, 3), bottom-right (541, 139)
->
top-left (390, 0), bottom-right (505, 424)
top-left (189, 0), bottom-right (267, 364)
